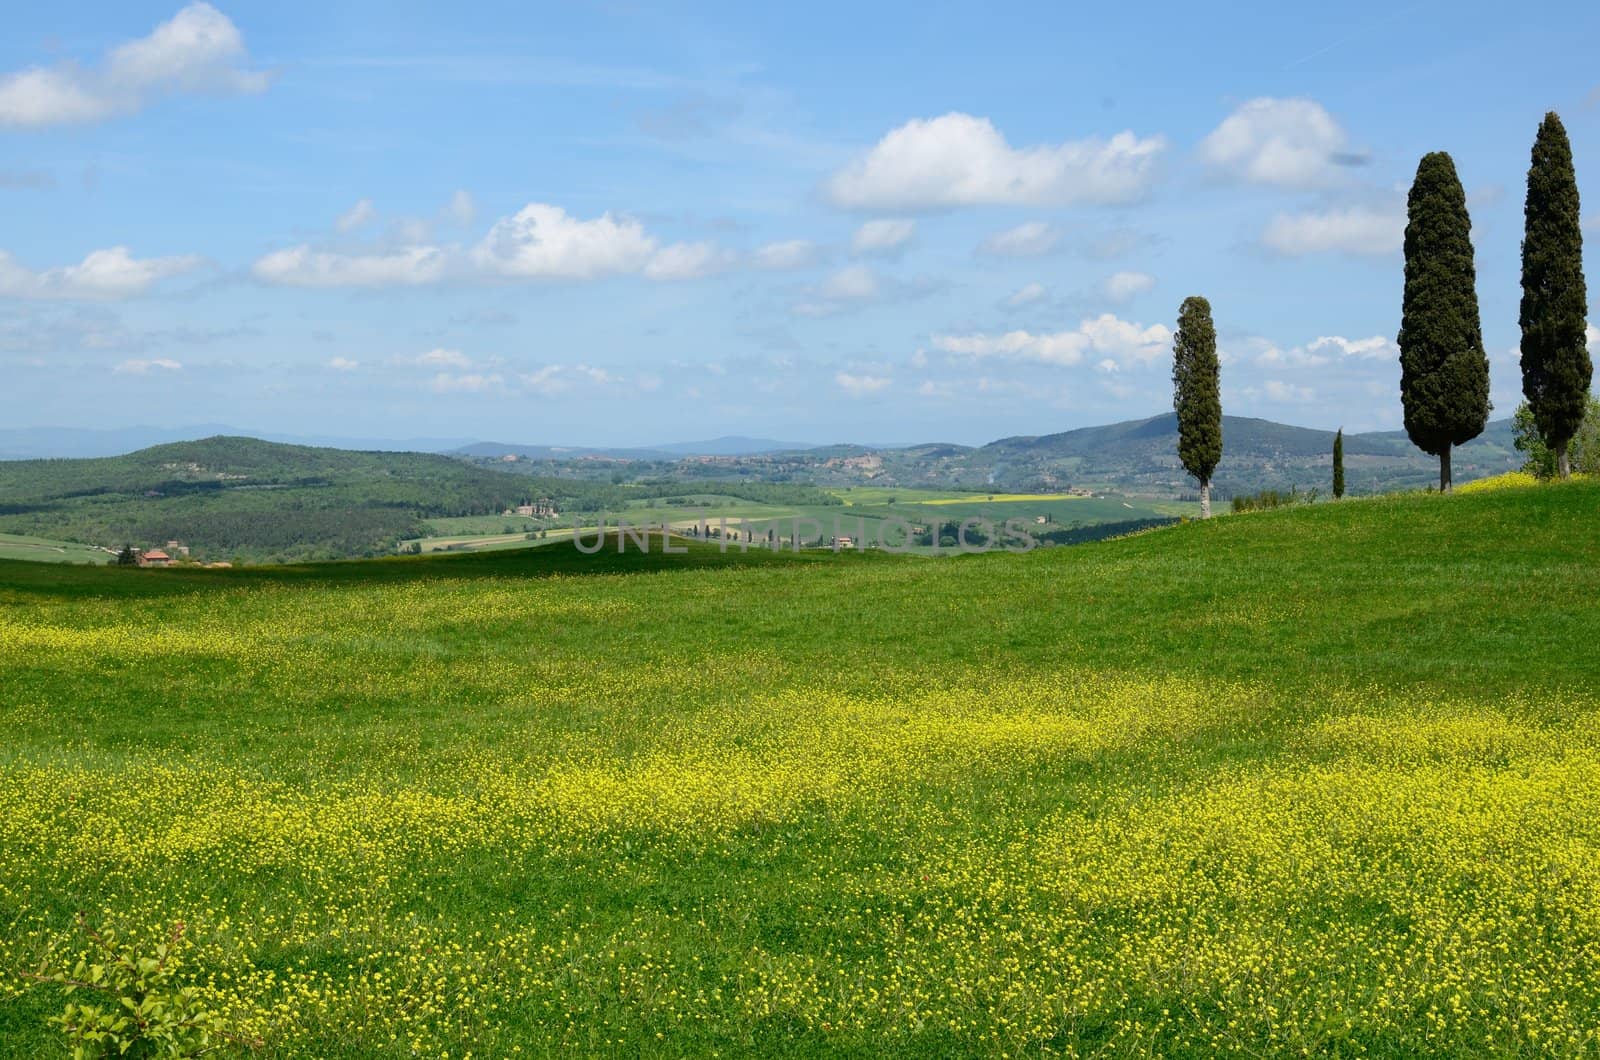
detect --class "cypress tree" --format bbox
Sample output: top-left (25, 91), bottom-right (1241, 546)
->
top-left (1399, 151), bottom-right (1491, 492)
top-left (1520, 111), bottom-right (1591, 479)
top-left (1332, 428), bottom-right (1345, 499)
top-left (1172, 295), bottom-right (1222, 517)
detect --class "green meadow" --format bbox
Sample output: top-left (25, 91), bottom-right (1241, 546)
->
top-left (3, 480), bottom-right (1600, 1055)
top-left (0, 533), bottom-right (111, 565)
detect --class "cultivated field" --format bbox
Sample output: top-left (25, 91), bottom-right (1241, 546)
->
top-left (3, 482), bottom-right (1600, 1055)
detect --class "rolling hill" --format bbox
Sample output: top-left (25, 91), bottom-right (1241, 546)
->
top-left (4, 479), bottom-right (1598, 1055)
top-left (0, 437), bottom-right (535, 563)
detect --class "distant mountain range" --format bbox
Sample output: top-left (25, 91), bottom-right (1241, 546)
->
top-left (1, 415), bottom-right (1525, 497)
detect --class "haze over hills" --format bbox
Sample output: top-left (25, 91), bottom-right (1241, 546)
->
top-left (4, 414), bottom-right (1524, 502)
top-left (0, 425), bottom-right (477, 461)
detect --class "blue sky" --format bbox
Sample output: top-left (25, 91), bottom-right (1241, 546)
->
top-left (1, 1), bottom-right (1597, 446)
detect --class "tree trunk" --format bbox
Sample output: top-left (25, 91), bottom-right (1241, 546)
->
top-left (1557, 440), bottom-right (1572, 480)
top-left (1440, 446), bottom-right (1452, 493)
top-left (1200, 480), bottom-right (1212, 519)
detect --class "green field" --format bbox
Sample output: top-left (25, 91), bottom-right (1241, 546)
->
top-left (420, 489), bottom-right (1182, 556)
top-left (4, 482), bottom-right (1600, 1055)
top-left (0, 533), bottom-right (112, 565)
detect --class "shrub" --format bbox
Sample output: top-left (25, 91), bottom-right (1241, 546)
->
top-left (23, 915), bottom-right (254, 1059)
top-left (1231, 485), bottom-right (1319, 513)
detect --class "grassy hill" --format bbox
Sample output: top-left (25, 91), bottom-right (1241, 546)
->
top-left (3, 480), bottom-right (1599, 1055)
top-left (0, 436), bottom-right (538, 563)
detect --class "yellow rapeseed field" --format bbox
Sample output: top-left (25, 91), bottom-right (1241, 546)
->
top-left (4, 483), bottom-right (1600, 1056)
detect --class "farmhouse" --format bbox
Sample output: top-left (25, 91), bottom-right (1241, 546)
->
top-left (139, 549), bottom-right (173, 568)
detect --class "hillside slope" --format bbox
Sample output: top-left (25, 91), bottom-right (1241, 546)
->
top-left (0, 436), bottom-right (534, 562)
top-left (964, 412), bottom-right (1519, 494)
top-left (3, 481), bottom-right (1599, 1055)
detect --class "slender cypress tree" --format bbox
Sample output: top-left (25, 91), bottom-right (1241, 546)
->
top-left (1398, 151), bottom-right (1491, 492)
top-left (1332, 428), bottom-right (1345, 499)
top-left (1520, 112), bottom-right (1591, 479)
top-left (1173, 295), bottom-right (1222, 517)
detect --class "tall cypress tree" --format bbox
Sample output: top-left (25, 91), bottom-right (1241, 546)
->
top-left (1520, 111), bottom-right (1591, 479)
top-left (1332, 428), bottom-right (1345, 499)
top-left (1399, 151), bottom-right (1491, 492)
top-left (1173, 295), bottom-right (1222, 518)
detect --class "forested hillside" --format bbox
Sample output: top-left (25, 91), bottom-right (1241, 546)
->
top-left (0, 437), bottom-right (533, 563)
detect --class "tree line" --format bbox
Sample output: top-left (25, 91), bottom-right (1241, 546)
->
top-left (1174, 112), bottom-right (1591, 511)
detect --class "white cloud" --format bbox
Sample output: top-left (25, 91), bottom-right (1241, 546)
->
top-left (0, 3), bottom-right (270, 128)
top-left (826, 112), bottom-right (1165, 209)
top-left (335, 199), bottom-right (377, 233)
top-left (753, 239), bottom-right (819, 270)
top-left (328, 356), bottom-right (359, 371)
top-left (430, 372), bottom-right (503, 394)
top-left (977, 220), bottom-right (1061, 257)
top-left (252, 244), bottom-right (448, 288)
top-left (1101, 270), bottom-right (1155, 303)
top-left (407, 347), bottom-right (472, 369)
top-left (259, 201), bottom-right (735, 289)
top-left (851, 218), bottom-right (915, 255)
top-left (644, 241), bottom-right (736, 281)
top-left (474, 203), bottom-right (656, 279)
top-left (1003, 281), bottom-right (1048, 309)
top-left (1588, 324), bottom-right (1599, 354)
top-left (0, 246), bottom-right (203, 300)
top-left (1261, 205), bottom-right (1403, 256)
top-left (935, 314), bottom-right (1170, 368)
top-left (1308, 334), bottom-right (1395, 360)
top-left (113, 357), bottom-right (182, 375)
top-left (1199, 98), bottom-right (1353, 189)
top-left (835, 371), bottom-right (892, 396)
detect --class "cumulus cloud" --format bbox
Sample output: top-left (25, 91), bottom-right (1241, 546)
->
top-left (851, 218), bottom-right (916, 255)
top-left (328, 356), bottom-right (359, 371)
top-left (644, 241), bottom-right (737, 280)
top-left (1261, 205), bottom-right (1404, 256)
top-left (1101, 270), bottom-right (1155, 303)
top-left (0, 4), bottom-right (271, 128)
top-left (252, 244), bottom-right (448, 288)
top-left (753, 239), bottom-right (820, 270)
top-left (935, 314), bottom-right (1171, 368)
top-left (835, 371), bottom-right (892, 396)
top-left (1199, 98), bottom-right (1355, 189)
top-left (256, 201), bottom-right (740, 289)
top-left (826, 112), bottom-right (1165, 209)
top-left (1308, 334), bottom-right (1396, 360)
top-left (474, 204), bottom-right (657, 279)
top-left (977, 220), bottom-right (1061, 257)
top-left (0, 246), bottom-right (203, 300)
top-left (113, 357), bottom-right (182, 374)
